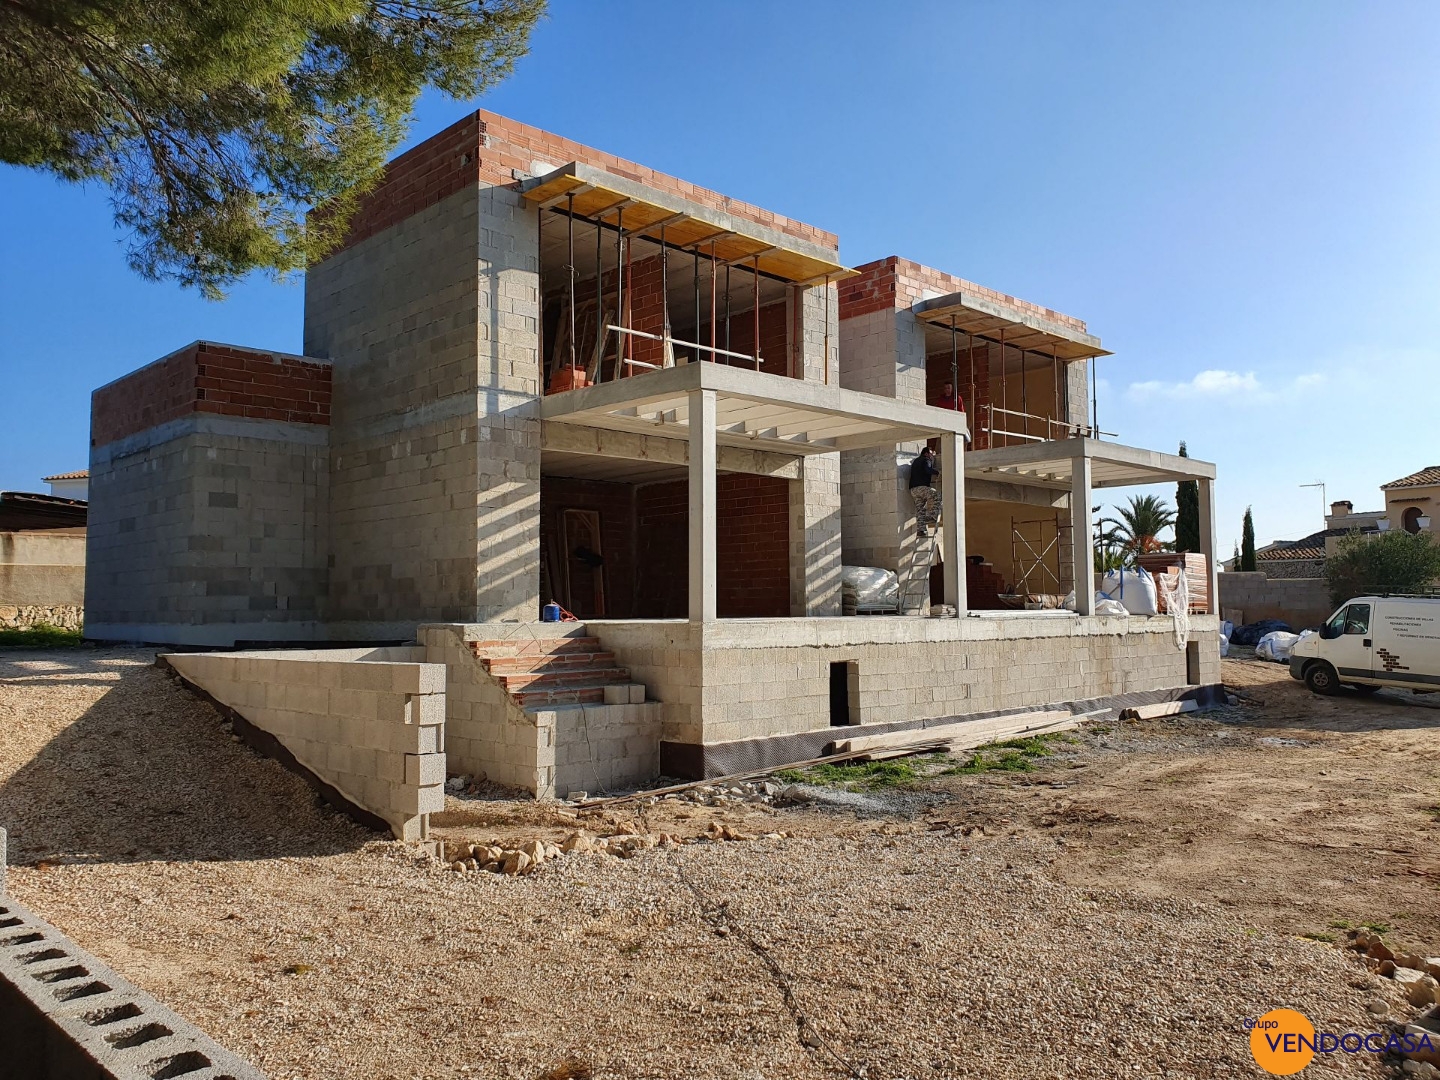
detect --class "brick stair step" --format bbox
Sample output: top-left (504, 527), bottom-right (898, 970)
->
top-left (497, 668), bottom-right (632, 692)
top-left (469, 637), bottom-right (601, 658)
top-left (481, 651), bottom-right (616, 673)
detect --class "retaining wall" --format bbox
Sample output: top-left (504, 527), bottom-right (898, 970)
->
top-left (1, 532), bottom-right (86, 609)
top-left (161, 648), bottom-right (445, 839)
top-left (0, 606), bottom-right (83, 631)
top-left (1217, 572), bottom-right (1334, 630)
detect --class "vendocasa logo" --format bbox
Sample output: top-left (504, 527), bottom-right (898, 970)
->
top-left (1244, 1008), bottom-right (1437, 1074)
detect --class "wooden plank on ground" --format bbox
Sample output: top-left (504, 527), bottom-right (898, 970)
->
top-left (1118, 699), bottom-right (1200, 721)
top-left (830, 709), bottom-right (1075, 756)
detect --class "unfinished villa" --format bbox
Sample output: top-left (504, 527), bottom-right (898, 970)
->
top-left (85, 112), bottom-right (1220, 838)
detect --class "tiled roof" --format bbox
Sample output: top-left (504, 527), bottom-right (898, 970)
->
top-left (1382, 466), bottom-right (1440, 490)
top-left (41, 470), bottom-right (88, 481)
top-left (1258, 546), bottom-right (1325, 561)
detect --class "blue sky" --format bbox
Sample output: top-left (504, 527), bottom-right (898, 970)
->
top-left (3, 1), bottom-right (1438, 556)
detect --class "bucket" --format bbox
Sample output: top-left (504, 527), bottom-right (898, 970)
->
top-left (541, 602), bottom-right (561, 623)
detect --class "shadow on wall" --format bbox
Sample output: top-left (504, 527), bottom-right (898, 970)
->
top-left (0, 658), bottom-right (378, 867)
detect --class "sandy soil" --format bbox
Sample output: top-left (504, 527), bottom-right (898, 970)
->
top-left (2, 647), bottom-right (1436, 1079)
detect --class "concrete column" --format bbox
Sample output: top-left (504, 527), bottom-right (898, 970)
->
top-left (1198, 476), bottom-right (1219, 615)
top-left (688, 389), bottom-right (717, 622)
top-left (939, 434), bottom-right (966, 614)
top-left (789, 452), bottom-right (843, 616)
top-left (1071, 453), bottom-right (1094, 615)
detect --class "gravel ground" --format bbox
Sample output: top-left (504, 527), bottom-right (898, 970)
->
top-left (0, 648), bottom-right (1416, 1079)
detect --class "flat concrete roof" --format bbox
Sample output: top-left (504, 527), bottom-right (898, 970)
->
top-left (540, 361), bottom-right (969, 455)
top-left (912, 290), bottom-right (1111, 361)
top-left (966, 437), bottom-right (1215, 490)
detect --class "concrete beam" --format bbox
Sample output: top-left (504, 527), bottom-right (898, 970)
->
top-left (1071, 454), bottom-right (1095, 616)
top-left (540, 422), bottom-right (801, 479)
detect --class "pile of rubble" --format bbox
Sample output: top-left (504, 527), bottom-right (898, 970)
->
top-left (570, 780), bottom-right (781, 808)
top-left (443, 823), bottom-right (788, 876)
top-left (1349, 929), bottom-right (1440, 1007)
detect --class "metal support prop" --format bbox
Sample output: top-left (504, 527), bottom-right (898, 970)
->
top-left (615, 207), bottom-right (627, 378)
top-left (709, 241), bottom-right (718, 363)
top-left (950, 316), bottom-right (959, 411)
top-left (752, 257), bottom-right (761, 371)
top-left (693, 248), bottom-right (700, 364)
top-left (723, 263), bottom-right (731, 361)
top-left (1052, 344), bottom-right (1060, 435)
top-left (623, 209), bottom-right (634, 376)
top-left (566, 193), bottom-right (577, 377)
top-left (593, 217), bottom-right (602, 378)
top-left (1021, 347), bottom-right (1028, 441)
top-left (823, 275), bottom-right (832, 384)
top-left (999, 327), bottom-right (1007, 446)
top-left (1092, 355), bottom-right (1099, 438)
top-left (660, 224), bottom-right (670, 367)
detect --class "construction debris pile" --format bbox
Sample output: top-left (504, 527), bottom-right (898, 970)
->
top-left (442, 822), bottom-right (788, 876)
top-left (1349, 929), bottom-right (1440, 1008)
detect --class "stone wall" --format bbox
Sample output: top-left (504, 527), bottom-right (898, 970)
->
top-left (1217, 572), bottom-right (1335, 630)
top-left (0, 606), bottom-right (82, 631)
top-left (161, 648), bottom-right (446, 839)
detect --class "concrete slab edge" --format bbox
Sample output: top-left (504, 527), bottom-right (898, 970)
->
top-left (0, 892), bottom-right (267, 1079)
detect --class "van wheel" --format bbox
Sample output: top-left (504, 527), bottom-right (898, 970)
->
top-left (1304, 661), bottom-right (1341, 695)
top-left (1349, 683), bottom-right (1380, 695)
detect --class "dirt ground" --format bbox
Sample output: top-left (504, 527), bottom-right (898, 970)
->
top-left (2, 647), bottom-right (1437, 1079)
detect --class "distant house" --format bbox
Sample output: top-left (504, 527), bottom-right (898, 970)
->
top-left (42, 470), bottom-right (89, 501)
top-left (1381, 466), bottom-right (1439, 536)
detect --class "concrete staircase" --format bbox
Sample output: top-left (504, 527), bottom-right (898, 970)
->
top-left (470, 633), bottom-right (647, 710)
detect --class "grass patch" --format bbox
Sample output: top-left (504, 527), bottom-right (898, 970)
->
top-left (1328, 919), bottom-right (1354, 931)
top-left (0, 623), bottom-right (84, 648)
top-left (1360, 921), bottom-right (1392, 934)
top-left (774, 758), bottom-right (928, 791)
top-left (939, 733), bottom-right (1070, 776)
top-left (1300, 932), bottom-right (1337, 944)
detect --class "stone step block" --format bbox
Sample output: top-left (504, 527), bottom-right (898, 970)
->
top-left (496, 668), bottom-right (632, 692)
top-left (481, 651), bottom-right (617, 674)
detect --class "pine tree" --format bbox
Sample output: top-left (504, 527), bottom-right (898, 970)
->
top-left (1241, 507), bottom-right (1257, 572)
top-left (1175, 441), bottom-right (1200, 552)
top-left (1, 1), bottom-right (543, 297)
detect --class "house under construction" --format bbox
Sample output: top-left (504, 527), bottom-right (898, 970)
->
top-left (88, 112), bottom-right (1220, 828)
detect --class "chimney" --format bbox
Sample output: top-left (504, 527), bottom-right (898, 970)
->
top-left (1330, 500), bottom-right (1353, 517)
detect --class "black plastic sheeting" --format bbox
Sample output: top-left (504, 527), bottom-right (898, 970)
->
top-left (1229, 619), bottom-right (1294, 646)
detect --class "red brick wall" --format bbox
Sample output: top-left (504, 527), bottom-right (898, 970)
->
top-left (713, 300), bottom-right (790, 377)
top-left (92, 343), bottom-right (331, 448)
top-left (715, 475), bottom-right (790, 617)
top-left (329, 110), bottom-right (839, 258)
top-left (635, 481), bottom-right (688, 618)
top-left (837, 255), bottom-right (1089, 336)
top-left (634, 474), bottom-right (791, 618)
top-left (540, 477), bottom-right (636, 619)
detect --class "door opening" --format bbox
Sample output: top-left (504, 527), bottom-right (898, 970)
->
top-left (829, 661), bottom-right (857, 726)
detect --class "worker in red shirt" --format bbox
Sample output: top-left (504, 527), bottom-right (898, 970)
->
top-left (936, 380), bottom-right (963, 412)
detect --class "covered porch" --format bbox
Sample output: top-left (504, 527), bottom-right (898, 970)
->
top-left (965, 438), bottom-right (1220, 615)
top-left (540, 360), bottom-right (972, 620)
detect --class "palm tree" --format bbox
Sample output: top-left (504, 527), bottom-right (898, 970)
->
top-left (1098, 495), bottom-right (1176, 562)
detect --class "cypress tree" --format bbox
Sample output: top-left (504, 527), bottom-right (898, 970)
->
top-left (1175, 442), bottom-right (1200, 552)
top-left (1241, 507), bottom-right (1257, 572)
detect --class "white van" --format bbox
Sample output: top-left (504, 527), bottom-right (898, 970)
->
top-left (1289, 595), bottom-right (1440, 695)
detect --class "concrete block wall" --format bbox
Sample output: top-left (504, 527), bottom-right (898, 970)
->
top-left (692, 615), bottom-right (1220, 745)
top-left (161, 648), bottom-right (446, 839)
top-left (419, 622), bottom-right (664, 797)
top-left (586, 619), bottom-right (701, 744)
top-left (87, 417), bottom-right (329, 645)
top-left (418, 624), bottom-right (550, 794)
top-left (0, 894), bottom-right (267, 1079)
top-left (1217, 572), bottom-right (1335, 630)
top-left (305, 184), bottom-right (487, 630)
top-left (789, 454), bottom-right (842, 616)
top-left (87, 344), bottom-right (332, 645)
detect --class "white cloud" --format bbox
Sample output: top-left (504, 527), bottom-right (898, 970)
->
top-left (1127, 368), bottom-right (1261, 400)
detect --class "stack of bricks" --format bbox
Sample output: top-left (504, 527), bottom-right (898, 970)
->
top-left (161, 648), bottom-right (445, 840)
